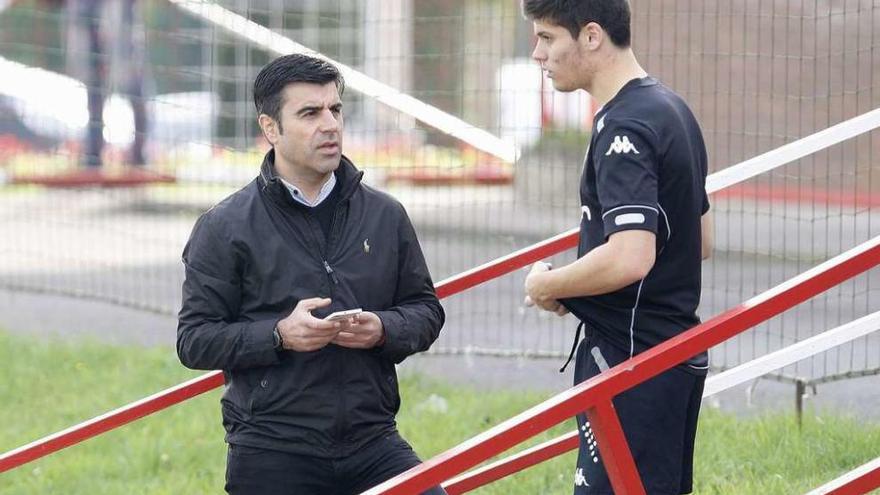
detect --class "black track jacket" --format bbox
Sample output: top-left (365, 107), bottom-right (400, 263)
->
top-left (177, 150), bottom-right (445, 458)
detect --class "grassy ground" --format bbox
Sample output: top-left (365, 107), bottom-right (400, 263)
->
top-left (1, 331), bottom-right (878, 494)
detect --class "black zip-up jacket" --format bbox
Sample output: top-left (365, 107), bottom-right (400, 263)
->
top-left (177, 150), bottom-right (445, 458)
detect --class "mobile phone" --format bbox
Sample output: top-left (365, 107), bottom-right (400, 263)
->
top-left (324, 308), bottom-right (362, 321)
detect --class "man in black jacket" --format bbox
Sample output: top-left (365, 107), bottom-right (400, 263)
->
top-left (177, 53), bottom-right (446, 495)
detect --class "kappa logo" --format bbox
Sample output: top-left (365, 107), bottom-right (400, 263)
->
top-left (363, 238), bottom-right (371, 254)
top-left (604, 135), bottom-right (640, 155)
top-left (574, 467), bottom-right (589, 487)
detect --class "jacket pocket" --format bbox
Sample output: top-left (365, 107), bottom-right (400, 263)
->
top-left (378, 361), bottom-right (400, 413)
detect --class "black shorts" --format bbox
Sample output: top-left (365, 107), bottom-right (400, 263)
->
top-left (572, 330), bottom-right (705, 495)
top-left (225, 431), bottom-right (446, 495)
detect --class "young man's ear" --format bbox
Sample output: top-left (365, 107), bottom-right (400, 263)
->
top-left (580, 22), bottom-right (603, 50)
top-left (258, 114), bottom-right (279, 144)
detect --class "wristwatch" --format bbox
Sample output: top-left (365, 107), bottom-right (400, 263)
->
top-left (272, 325), bottom-right (283, 351)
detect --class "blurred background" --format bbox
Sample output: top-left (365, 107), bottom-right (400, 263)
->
top-left (0, 0), bottom-right (879, 413)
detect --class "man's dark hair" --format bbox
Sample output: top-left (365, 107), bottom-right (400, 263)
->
top-left (522, 0), bottom-right (631, 48)
top-left (253, 53), bottom-right (345, 132)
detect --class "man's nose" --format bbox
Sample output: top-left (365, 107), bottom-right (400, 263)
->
top-left (319, 110), bottom-right (339, 132)
top-left (531, 45), bottom-right (546, 63)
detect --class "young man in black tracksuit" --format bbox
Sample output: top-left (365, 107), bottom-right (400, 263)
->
top-left (522, 1), bottom-right (713, 494)
top-left (177, 54), bottom-right (446, 495)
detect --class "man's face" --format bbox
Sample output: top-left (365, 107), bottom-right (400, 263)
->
top-left (531, 19), bottom-right (592, 92)
top-left (267, 81), bottom-right (343, 180)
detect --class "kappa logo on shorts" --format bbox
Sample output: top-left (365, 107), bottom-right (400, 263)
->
top-left (363, 238), bottom-right (371, 254)
top-left (574, 467), bottom-right (589, 487)
top-left (605, 135), bottom-right (640, 156)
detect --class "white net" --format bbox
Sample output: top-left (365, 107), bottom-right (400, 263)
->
top-left (0, 0), bottom-right (878, 385)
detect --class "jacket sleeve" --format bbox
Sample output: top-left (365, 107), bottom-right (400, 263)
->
top-left (374, 206), bottom-right (445, 364)
top-left (177, 213), bottom-right (281, 371)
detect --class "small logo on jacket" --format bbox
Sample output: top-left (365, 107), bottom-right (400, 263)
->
top-left (363, 238), bottom-right (371, 254)
top-left (605, 135), bottom-right (639, 155)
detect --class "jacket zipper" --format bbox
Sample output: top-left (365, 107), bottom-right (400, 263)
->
top-left (320, 194), bottom-right (348, 288)
top-left (317, 209), bottom-right (344, 448)
top-left (323, 260), bottom-right (339, 285)
top-left (265, 168), bottom-right (360, 447)
top-left (326, 203), bottom-right (349, 448)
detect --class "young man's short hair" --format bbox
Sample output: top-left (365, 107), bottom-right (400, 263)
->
top-left (253, 54), bottom-right (345, 132)
top-left (522, 0), bottom-right (632, 47)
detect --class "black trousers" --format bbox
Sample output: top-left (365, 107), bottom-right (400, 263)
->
top-left (225, 431), bottom-right (447, 495)
top-left (572, 331), bottom-right (705, 495)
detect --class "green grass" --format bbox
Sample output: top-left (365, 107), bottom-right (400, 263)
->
top-left (1, 331), bottom-right (878, 494)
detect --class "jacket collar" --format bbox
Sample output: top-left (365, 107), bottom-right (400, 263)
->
top-left (258, 149), bottom-right (364, 206)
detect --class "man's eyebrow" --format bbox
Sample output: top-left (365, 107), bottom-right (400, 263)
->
top-left (295, 101), bottom-right (343, 115)
top-left (295, 104), bottom-right (322, 116)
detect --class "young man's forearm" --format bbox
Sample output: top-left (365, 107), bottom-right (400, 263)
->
top-left (533, 230), bottom-right (657, 300)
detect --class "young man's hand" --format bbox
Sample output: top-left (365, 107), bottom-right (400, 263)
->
top-left (276, 298), bottom-right (342, 352)
top-left (524, 262), bottom-right (569, 316)
top-left (331, 311), bottom-right (386, 349)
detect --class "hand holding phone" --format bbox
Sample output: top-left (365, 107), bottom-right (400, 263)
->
top-left (324, 308), bottom-right (362, 322)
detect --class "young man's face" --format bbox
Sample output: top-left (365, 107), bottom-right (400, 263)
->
top-left (531, 19), bottom-right (592, 92)
top-left (266, 81), bottom-right (343, 180)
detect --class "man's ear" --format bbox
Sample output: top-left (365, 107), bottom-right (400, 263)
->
top-left (580, 22), bottom-right (603, 51)
top-left (258, 114), bottom-right (279, 144)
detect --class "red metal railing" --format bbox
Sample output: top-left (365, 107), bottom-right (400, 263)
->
top-left (2, 227), bottom-right (879, 495)
top-left (443, 432), bottom-right (578, 494)
top-left (444, 433), bottom-right (880, 495)
top-left (435, 228), bottom-right (577, 299)
top-left (362, 235), bottom-right (880, 494)
top-left (6, 107), bottom-right (878, 480)
top-left (808, 457), bottom-right (880, 495)
top-left (0, 371), bottom-right (224, 473)
top-left (0, 228), bottom-right (579, 473)
top-left (443, 432), bottom-right (577, 494)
